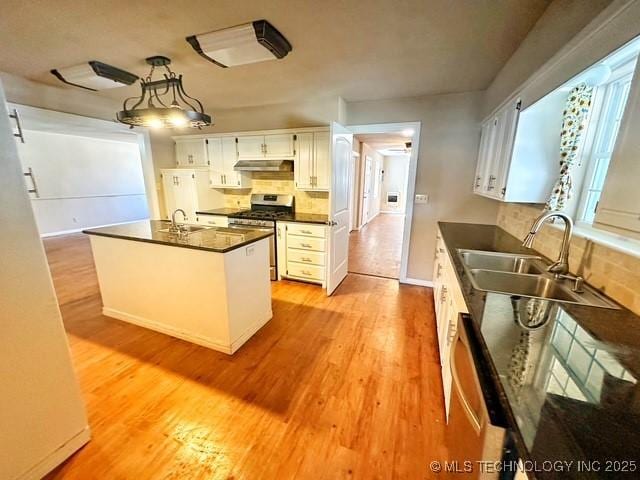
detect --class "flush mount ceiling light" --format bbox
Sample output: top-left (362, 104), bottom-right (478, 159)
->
top-left (186, 20), bottom-right (292, 68)
top-left (51, 61), bottom-right (138, 91)
top-left (116, 56), bottom-right (212, 129)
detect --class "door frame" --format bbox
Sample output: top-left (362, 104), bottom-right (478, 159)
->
top-left (346, 122), bottom-right (421, 284)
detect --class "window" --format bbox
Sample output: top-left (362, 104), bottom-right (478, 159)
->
top-left (576, 58), bottom-right (636, 225)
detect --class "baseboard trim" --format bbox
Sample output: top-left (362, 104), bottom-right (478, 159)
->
top-left (401, 277), bottom-right (433, 287)
top-left (103, 307), bottom-right (271, 355)
top-left (17, 426), bottom-right (90, 480)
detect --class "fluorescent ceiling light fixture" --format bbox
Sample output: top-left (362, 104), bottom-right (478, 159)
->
top-left (51, 61), bottom-right (138, 91)
top-left (186, 20), bottom-right (292, 68)
top-left (401, 128), bottom-right (415, 137)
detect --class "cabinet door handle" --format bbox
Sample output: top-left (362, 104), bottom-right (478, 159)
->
top-left (9, 109), bottom-right (25, 143)
top-left (440, 286), bottom-right (448, 303)
top-left (23, 167), bottom-right (39, 197)
top-left (188, 154), bottom-right (193, 164)
top-left (486, 175), bottom-right (496, 191)
top-left (436, 264), bottom-right (443, 278)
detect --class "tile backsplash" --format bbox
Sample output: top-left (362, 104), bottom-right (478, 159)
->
top-left (221, 172), bottom-right (328, 214)
top-left (497, 203), bottom-right (640, 316)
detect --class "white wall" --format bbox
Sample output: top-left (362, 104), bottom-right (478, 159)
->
top-left (347, 92), bottom-right (500, 281)
top-left (0, 81), bottom-right (89, 480)
top-left (380, 155), bottom-right (410, 214)
top-left (483, 0), bottom-right (614, 116)
top-left (17, 130), bottom-right (149, 235)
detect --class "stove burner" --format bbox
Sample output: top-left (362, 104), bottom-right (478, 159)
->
top-left (233, 210), bottom-right (292, 220)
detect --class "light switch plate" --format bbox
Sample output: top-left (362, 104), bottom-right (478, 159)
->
top-left (415, 194), bottom-right (428, 204)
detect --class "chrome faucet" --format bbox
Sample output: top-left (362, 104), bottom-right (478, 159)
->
top-left (169, 209), bottom-right (188, 234)
top-left (522, 211), bottom-right (583, 291)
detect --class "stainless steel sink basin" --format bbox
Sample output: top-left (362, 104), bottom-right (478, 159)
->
top-left (157, 225), bottom-right (209, 234)
top-left (468, 269), bottom-right (577, 301)
top-left (457, 249), bottom-right (619, 309)
top-left (458, 249), bottom-right (545, 274)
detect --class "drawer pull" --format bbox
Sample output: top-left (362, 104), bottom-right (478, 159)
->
top-left (302, 270), bottom-right (312, 275)
top-left (301, 243), bottom-right (312, 248)
top-left (301, 229), bottom-right (312, 234)
top-left (302, 257), bottom-right (312, 262)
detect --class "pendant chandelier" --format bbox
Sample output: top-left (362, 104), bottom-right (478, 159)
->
top-left (116, 56), bottom-right (212, 129)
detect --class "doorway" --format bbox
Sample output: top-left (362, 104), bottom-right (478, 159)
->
top-left (346, 124), bottom-right (418, 280)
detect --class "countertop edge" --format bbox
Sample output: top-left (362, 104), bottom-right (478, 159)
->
top-left (83, 229), bottom-right (273, 254)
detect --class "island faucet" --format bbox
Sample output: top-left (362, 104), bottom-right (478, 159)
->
top-left (522, 211), bottom-right (582, 288)
top-left (170, 209), bottom-right (187, 234)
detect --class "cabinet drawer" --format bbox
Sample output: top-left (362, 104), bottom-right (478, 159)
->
top-left (287, 262), bottom-right (324, 281)
top-left (286, 223), bottom-right (326, 238)
top-left (287, 235), bottom-right (326, 252)
top-left (196, 215), bottom-right (228, 227)
top-left (287, 249), bottom-right (325, 266)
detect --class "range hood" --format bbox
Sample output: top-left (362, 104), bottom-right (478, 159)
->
top-left (233, 159), bottom-right (293, 172)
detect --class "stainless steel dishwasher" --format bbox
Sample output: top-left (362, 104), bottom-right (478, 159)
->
top-left (446, 315), bottom-right (508, 479)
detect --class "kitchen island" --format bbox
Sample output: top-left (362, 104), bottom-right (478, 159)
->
top-left (84, 220), bottom-right (273, 354)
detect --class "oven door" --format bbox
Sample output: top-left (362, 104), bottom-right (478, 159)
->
top-left (227, 224), bottom-right (276, 280)
top-left (446, 315), bottom-right (506, 479)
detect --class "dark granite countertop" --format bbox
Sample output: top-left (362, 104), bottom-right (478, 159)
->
top-left (438, 222), bottom-right (640, 479)
top-left (83, 220), bottom-right (273, 253)
top-left (277, 213), bottom-right (329, 225)
top-left (196, 208), bottom-right (248, 216)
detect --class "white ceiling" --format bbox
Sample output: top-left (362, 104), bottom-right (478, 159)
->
top-left (0, 0), bottom-right (551, 111)
top-left (355, 133), bottom-right (412, 156)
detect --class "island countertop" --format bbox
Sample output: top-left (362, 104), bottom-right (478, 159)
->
top-left (83, 220), bottom-right (273, 253)
top-left (438, 222), bottom-right (640, 479)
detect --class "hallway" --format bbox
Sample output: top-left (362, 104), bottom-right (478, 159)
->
top-left (348, 214), bottom-right (405, 279)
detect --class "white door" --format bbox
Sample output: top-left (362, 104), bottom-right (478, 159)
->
top-left (236, 135), bottom-right (265, 159)
top-left (326, 122), bottom-right (353, 295)
top-left (294, 132), bottom-right (314, 190)
top-left (313, 131), bottom-right (331, 190)
top-left (221, 137), bottom-right (243, 187)
top-left (264, 133), bottom-right (295, 158)
top-left (362, 156), bottom-right (372, 225)
top-left (207, 138), bottom-right (226, 188)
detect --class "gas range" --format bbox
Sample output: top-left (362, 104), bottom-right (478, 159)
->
top-left (227, 194), bottom-right (294, 281)
top-left (228, 194), bottom-right (295, 227)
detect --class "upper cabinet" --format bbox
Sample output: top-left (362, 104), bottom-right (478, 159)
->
top-left (295, 130), bottom-right (330, 191)
top-left (175, 138), bottom-right (208, 167)
top-left (207, 137), bottom-right (251, 189)
top-left (237, 133), bottom-right (295, 160)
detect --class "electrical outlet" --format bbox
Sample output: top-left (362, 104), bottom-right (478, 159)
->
top-left (415, 194), bottom-right (428, 204)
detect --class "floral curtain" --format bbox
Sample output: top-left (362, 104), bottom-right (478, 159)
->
top-left (545, 82), bottom-right (594, 211)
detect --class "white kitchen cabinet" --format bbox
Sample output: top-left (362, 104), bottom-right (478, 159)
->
top-left (277, 221), bottom-right (327, 287)
top-left (474, 97), bottom-right (521, 200)
top-left (237, 133), bottom-right (295, 160)
top-left (294, 130), bottom-right (330, 191)
top-left (432, 228), bottom-right (468, 421)
top-left (160, 169), bottom-right (223, 224)
top-left (175, 138), bottom-right (208, 167)
top-left (207, 137), bottom-right (251, 189)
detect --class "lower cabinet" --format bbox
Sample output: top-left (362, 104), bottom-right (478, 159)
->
top-left (276, 221), bottom-right (327, 287)
top-left (433, 227), bottom-right (468, 421)
top-left (195, 214), bottom-right (229, 227)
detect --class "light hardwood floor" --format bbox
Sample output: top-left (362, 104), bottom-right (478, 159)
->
top-left (349, 214), bottom-right (404, 279)
top-left (43, 233), bottom-right (446, 480)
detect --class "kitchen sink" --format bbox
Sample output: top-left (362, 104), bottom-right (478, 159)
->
top-left (157, 225), bottom-right (210, 234)
top-left (458, 249), bottom-right (545, 274)
top-left (457, 249), bottom-right (619, 309)
top-left (468, 269), bottom-right (577, 301)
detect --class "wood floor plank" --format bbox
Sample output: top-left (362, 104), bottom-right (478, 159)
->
top-left (349, 214), bottom-right (404, 279)
top-left (42, 233), bottom-right (446, 479)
